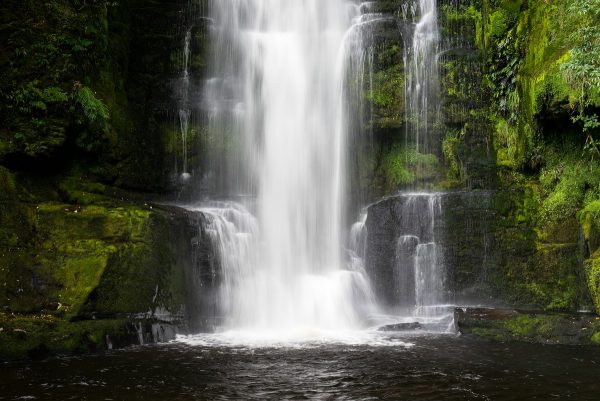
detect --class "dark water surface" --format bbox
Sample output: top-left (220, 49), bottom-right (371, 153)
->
top-left (1, 334), bottom-right (599, 400)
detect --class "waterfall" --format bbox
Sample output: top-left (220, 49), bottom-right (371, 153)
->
top-left (403, 0), bottom-right (440, 155)
top-left (192, 0), bottom-right (382, 332)
top-left (395, 0), bottom-right (451, 330)
top-left (181, 0), bottom-right (453, 336)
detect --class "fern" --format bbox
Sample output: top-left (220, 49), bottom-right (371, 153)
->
top-left (76, 87), bottom-right (109, 123)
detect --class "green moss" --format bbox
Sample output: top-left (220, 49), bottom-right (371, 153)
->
top-left (17, 203), bottom-right (151, 316)
top-left (48, 240), bottom-right (116, 315)
top-left (442, 129), bottom-right (463, 181)
top-left (515, 246), bottom-right (579, 311)
top-left (538, 145), bottom-right (600, 223)
top-left (578, 200), bottom-right (600, 239)
top-left (367, 64), bottom-right (405, 129)
top-left (483, 185), bottom-right (587, 311)
top-left (0, 167), bottom-right (18, 200)
top-left (489, 184), bottom-right (539, 226)
top-left (489, 10), bottom-right (508, 38)
top-left (585, 258), bottom-right (600, 312)
top-left (383, 146), bottom-right (439, 187)
top-left (0, 182), bottom-right (173, 316)
top-left (469, 327), bottom-right (504, 341)
top-left (502, 314), bottom-right (557, 337)
top-left (463, 311), bottom-right (600, 344)
top-left (494, 118), bottom-right (524, 168)
top-left (0, 312), bottom-right (139, 360)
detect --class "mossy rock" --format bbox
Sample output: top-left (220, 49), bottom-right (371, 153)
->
top-left (0, 167), bottom-right (199, 360)
top-left (0, 171), bottom-right (193, 321)
top-left (0, 312), bottom-right (179, 360)
top-left (585, 258), bottom-right (600, 313)
top-left (1, 202), bottom-right (148, 315)
top-left (0, 313), bottom-right (126, 360)
top-left (457, 307), bottom-right (600, 345)
top-left (578, 201), bottom-right (600, 257)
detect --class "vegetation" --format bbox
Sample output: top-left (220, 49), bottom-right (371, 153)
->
top-left (560, 0), bottom-right (600, 156)
top-left (384, 146), bottom-right (439, 186)
top-left (538, 144), bottom-right (600, 222)
top-left (461, 311), bottom-right (600, 345)
top-left (435, 0), bottom-right (600, 315)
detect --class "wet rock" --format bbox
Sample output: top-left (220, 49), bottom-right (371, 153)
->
top-left (378, 322), bottom-right (422, 331)
top-left (365, 190), bottom-right (588, 312)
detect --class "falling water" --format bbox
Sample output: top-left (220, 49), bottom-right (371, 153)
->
top-left (176, 0), bottom-right (202, 184)
top-left (193, 0), bottom-right (382, 332)
top-left (179, 30), bottom-right (191, 179)
top-left (389, 0), bottom-right (450, 330)
top-left (403, 0), bottom-right (440, 154)
top-left (392, 193), bottom-right (452, 331)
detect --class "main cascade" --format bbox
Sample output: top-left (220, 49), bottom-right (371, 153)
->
top-left (195, 0), bottom-right (379, 332)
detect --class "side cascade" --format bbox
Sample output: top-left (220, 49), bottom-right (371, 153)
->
top-left (362, 193), bottom-right (454, 332)
top-left (402, 0), bottom-right (440, 155)
top-left (361, 0), bottom-right (453, 332)
top-left (392, 194), bottom-right (452, 331)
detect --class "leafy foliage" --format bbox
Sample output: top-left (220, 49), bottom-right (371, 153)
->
top-left (560, 0), bottom-right (600, 156)
top-left (0, 0), bottom-right (111, 161)
top-left (442, 129), bottom-right (462, 179)
top-left (539, 144), bottom-right (600, 221)
top-left (560, 0), bottom-right (600, 92)
top-left (76, 87), bottom-right (109, 125)
top-left (488, 10), bottom-right (508, 38)
top-left (8, 81), bottom-right (69, 114)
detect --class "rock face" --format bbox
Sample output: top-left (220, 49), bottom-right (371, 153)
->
top-left (378, 322), bottom-right (422, 331)
top-left (366, 190), bottom-right (591, 312)
top-left (365, 193), bottom-right (445, 309)
top-left (0, 167), bottom-right (218, 358)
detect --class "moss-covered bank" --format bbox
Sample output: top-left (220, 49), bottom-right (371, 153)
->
top-left (0, 313), bottom-right (178, 360)
top-left (357, 0), bottom-right (599, 319)
top-left (0, 165), bottom-right (201, 359)
top-left (431, 0), bottom-right (600, 316)
top-left (456, 307), bottom-right (600, 345)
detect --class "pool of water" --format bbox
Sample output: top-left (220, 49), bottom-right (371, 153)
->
top-left (1, 333), bottom-right (599, 400)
